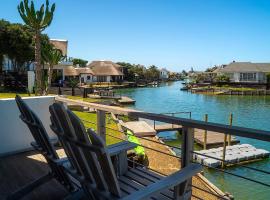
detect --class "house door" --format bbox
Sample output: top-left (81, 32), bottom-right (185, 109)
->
top-left (81, 77), bottom-right (84, 84)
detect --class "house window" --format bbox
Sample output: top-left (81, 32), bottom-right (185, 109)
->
top-left (87, 76), bottom-right (91, 80)
top-left (97, 76), bottom-right (107, 82)
top-left (240, 73), bottom-right (256, 82)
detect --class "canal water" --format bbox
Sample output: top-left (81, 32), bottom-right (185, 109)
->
top-left (117, 81), bottom-right (270, 200)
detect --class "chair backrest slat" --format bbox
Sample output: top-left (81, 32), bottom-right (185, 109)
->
top-left (66, 109), bottom-right (109, 191)
top-left (49, 103), bottom-right (95, 182)
top-left (15, 95), bottom-right (73, 190)
top-left (50, 103), bottom-right (122, 197)
top-left (15, 95), bottom-right (57, 159)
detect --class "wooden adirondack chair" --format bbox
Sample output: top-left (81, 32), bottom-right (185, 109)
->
top-left (50, 102), bottom-right (202, 200)
top-left (8, 95), bottom-right (77, 200)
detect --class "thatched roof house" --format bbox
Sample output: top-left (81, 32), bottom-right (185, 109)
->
top-left (63, 65), bottom-right (79, 76)
top-left (62, 61), bottom-right (124, 83)
top-left (87, 61), bottom-right (123, 76)
top-left (87, 61), bottom-right (124, 82)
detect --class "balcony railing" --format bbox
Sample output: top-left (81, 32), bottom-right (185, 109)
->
top-left (56, 96), bottom-right (270, 199)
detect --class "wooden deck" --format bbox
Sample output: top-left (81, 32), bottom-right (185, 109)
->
top-left (0, 150), bottom-right (68, 200)
top-left (194, 129), bottom-right (240, 149)
top-left (154, 124), bottom-right (182, 132)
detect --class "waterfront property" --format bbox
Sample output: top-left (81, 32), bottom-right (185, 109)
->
top-left (215, 61), bottom-right (270, 83)
top-left (159, 68), bottom-right (170, 80)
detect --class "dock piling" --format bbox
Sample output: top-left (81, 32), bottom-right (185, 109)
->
top-left (222, 133), bottom-right (228, 168)
top-left (228, 113), bottom-right (233, 146)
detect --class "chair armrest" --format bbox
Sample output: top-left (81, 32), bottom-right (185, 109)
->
top-left (108, 141), bottom-right (138, 156)
top-left (120, 163), bottom-right (202, 200)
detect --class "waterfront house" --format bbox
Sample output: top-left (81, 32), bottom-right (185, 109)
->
top-left (159, 68), bottom-right (170, 80)
top-left (87, 60), bottom-right (124, 82)
top-left (216, 61), bottom-right (270, 83)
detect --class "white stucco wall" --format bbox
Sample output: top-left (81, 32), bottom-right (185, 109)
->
top-left (80, 74), bottom-right (93, 84)
top-left (0, 96), bottom-right (56, 156)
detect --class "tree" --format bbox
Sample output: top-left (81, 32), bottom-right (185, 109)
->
top-left (42, 42), bottom-right (63, 94)
top-left (18, 0), bottom-right (56, 95)
top-left (214, 74), bottom-right (230, 85)
top-left (145, 65), bottom-right (160, 81)
top-left (68, 77), bottom-right (79, 96)
top-left (266, 73), bottom-right (270, 89)
top-left (72, 58), bottom-right (88, 67)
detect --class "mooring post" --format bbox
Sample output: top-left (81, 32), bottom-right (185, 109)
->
top-left (177, 126), bottom-right (194, 199)
top-left (172, 113), bottom-right (175, 128)
top-left (97, 110), bottom-right (106, 142)
top-left (228, 113), bottom-right (233, 146)
top-left (222, 133), bottom-right (228, 168)
top-left (203, 114), bottom-right (208, 150)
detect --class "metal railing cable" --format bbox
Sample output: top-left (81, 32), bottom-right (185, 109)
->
top-left (191, 151), bottom-right (270, 175)
top-left (81, 118), bottom-right (182, 150)
top-left (195, 162), bottom-right (270, 188)
top-left (81, 119), bottom-right (270, 188)
top-left (105, 131), bottom-right (181, 159)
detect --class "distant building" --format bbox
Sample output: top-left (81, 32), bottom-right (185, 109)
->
top-left (49, 39), bottom-right (68, 56)
top-left (87, 61), bottom-right (124, 82)
top-left (159, 68), bottom-right (170, 80)
top-left (63, 61), bottom-right (124, 83)
top-left (216, 61), bottom-right (270, 83)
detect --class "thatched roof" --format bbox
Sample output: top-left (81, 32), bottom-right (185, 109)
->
top-left (87, 61), bottom-right (124, 76)
top-left (63, 66), bottom-right (79, 76)
top-left (75, 67), bottom-right (94, 74)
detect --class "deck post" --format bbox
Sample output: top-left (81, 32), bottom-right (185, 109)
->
top-left (177, 126), bottom-right (194, 200)
top-left (97, 110), bottom-right (106, 142)
top-left (203, 114), bottom-right (208, 150)
top-left (228, 113), bottom-right (233, 146)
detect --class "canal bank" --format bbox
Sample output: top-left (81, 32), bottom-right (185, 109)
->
top-left (116, 81), bottom-right (270, 200)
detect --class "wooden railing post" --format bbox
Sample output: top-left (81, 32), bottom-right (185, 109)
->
top-left (97, 110), bottom-right (106, 142)
top-left (177, 126), bottom-right (194, 200)
top-left (203, 114), bottom-right (208, 150)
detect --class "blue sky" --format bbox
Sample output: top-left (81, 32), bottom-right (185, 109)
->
top-left (1, 0), bottom-right (270, 71)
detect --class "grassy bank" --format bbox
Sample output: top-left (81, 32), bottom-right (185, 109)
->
top-left (0, 92), bottom-right (32, 99)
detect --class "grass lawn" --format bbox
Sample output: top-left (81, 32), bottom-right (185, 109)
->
top-left (66, 95), bottom-right (100, 103)
top-left (0, 92), bottom-right (33, 99)
top-left (73, 110), bottom-right (125, 146)
top-left (212, 86), bottom-right (256, 91)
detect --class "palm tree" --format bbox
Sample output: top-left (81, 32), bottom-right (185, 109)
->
top-left (42, 43), bottom-right (64, 94)
top-left (18, 0), bottom-right (55, 95)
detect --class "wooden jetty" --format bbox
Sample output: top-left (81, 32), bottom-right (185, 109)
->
top-left (154, 124), bottom-right (182, 132)
top-left (121, 121), bottom-right (156, 137)
top-left (194, 129), bottom-right (240, 149)
top-left (118, 96), bottom-right (136, 104)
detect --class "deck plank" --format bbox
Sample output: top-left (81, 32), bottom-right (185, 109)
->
top-left (0, 151), bottom-right (68, 200)
top-left (194, 129), bottom-right (240, 149)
